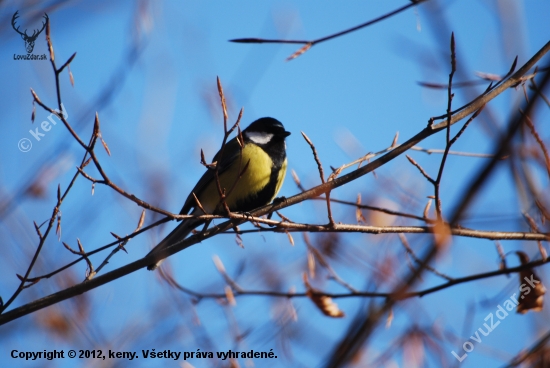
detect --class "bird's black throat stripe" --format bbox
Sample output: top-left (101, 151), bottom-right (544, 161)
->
top-left (234, 161), bottom-right (285, 212)
top-left (233, 137), bottom-right (287, 212)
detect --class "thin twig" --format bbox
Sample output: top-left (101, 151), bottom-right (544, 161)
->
top-left (406, 155), bottom-right (435, 184)
top-left (213, 255), bottom-right (244, 292)
top-left (302, 131), bottom-right (335, 225)
top-left (230, 0), bottom-right (427, 60)
top-left (410, 146), bottom-right (495, 158)
top-left (529, 77), bottom-right (550, 107)
top-left (301, 132), bottom-right (326, 184)
top-left (303, 233), bottom-right (358, 292)
top-left (434, 32), bottom-right (457, 220)
top-left (398, 234), bottom-right (453, 281)
top-left (522, 111), bottom-right (550, 179)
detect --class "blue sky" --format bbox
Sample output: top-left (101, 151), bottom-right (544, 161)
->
top-left (1, 1), bottom-right (550, 367)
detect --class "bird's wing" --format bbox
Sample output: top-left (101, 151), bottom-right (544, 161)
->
top-left (179, 136), bottom-right (243, 214)
top-left (147, 137), bottom-right (244, 270)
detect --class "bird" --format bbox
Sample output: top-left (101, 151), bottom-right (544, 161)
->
top-left (146, 117), bottom-right (291, 270)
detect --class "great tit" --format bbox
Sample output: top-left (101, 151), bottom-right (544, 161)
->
top-left (147, 117), bottom-right (291, 270)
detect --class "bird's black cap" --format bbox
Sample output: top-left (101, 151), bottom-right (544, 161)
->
top-left (245, 117), bottom-right (291, 137)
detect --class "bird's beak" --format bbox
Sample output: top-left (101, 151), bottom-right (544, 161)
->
top-left (282, 131), bottom-right (291, 137)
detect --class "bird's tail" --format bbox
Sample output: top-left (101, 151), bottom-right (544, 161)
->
top-left (146, 218), bottom-right (203, 271)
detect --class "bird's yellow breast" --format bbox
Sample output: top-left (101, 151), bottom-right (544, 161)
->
top-left (198, 143), bottom-right (279, 213)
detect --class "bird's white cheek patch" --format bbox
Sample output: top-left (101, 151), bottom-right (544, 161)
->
top-left (246, 132), bottom-right (273, 144)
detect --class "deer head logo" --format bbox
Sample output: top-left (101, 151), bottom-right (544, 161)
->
top-left (12, 11), bottom-right (49, 54)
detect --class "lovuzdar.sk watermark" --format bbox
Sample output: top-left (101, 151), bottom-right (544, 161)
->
top-left (11, 11), bottom-right (48, 61)
top-left (451, 272), bottom-right (545, 362)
